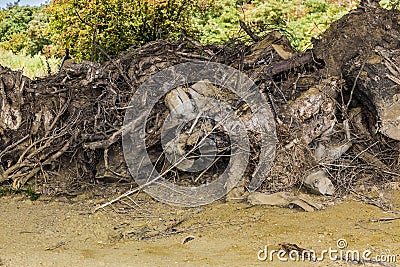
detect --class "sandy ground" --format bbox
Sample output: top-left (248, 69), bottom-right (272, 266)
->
top-left (0, 190), bottom-right (399, 267)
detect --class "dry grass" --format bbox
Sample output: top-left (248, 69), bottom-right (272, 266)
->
top-left (0, 48), bottom-right (60, 78)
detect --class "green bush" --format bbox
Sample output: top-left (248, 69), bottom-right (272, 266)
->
top-left (25, 9), bottom-right (52, 56)
top-left (46, 0), bottom-right (208, 61)
top-left (0, 4), bottom-right (37, 42)
top-left (0, 4), bottom-right (52, 55)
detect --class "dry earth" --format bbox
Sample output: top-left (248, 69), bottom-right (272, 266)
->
top-left (0, 189), bottom-right (399, 267)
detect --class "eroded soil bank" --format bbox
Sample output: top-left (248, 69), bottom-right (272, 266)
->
top-left (0, 189), bottom-right (399, 267)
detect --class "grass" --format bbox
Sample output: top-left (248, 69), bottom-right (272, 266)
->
top-left (0, 48), bottom-right (60, 78)
top-left (197, 0), bottom-right (359, 51)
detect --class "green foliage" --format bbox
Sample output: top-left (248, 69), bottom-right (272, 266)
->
top-left (26, 184), bottom-right (41, 201)
top-left (0, 184), bottom-right (41, 201)
top-left (25, 9), bottom-right (53, 56)
top-left (0, 187), bottom-right (6, 197)
top-left (0, 4), bottom-right (52, 56)
top-left (0, 4), bottom-right (36, 43)
top-left (196, 0), bottom-right (357, 51)
top-left (305, 0), bottom-right (328, 13)
top-left (46, 0), bottom-right (207, 61)
top-left (0, 0), bottom-right (360, 75)
top-left (194, 0), bottom-right (241, 44)
top-left (380, 0), bottom-right (400, 10)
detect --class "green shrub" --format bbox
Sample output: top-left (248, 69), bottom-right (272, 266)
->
top-left (25, 9), bottom-right (52, 56)
top-left (0, 4), bottom-right (52, 55)
top-left (0, 4), bottom-right (37, 43)
top-left (46, 0), bottom-right (208, 61)
top-left (0, 184), bottom-right (41, 201)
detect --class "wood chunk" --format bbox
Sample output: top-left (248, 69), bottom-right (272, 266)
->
top-left (345, 47), bottom-right (400, 140)
top-left (247, 191), bottom-right (322, 212)
top-left (303, 170), bottom-right (334, 196)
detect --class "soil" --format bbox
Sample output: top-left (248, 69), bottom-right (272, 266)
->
top-left (0, 189), bottom-right (399, 267)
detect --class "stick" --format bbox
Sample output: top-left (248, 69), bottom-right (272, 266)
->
top-left (239, 20), bottom-right (261, 42)
top-left (263, 51), bottom-right (313, 77)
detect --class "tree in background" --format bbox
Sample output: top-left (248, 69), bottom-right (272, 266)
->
top-left (46, 0), bottom-right (212, 61)
top-left (0, 3), bottom-right (52, 56)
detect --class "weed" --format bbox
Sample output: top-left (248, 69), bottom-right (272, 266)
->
top-left (0, 184), bottom-right (41, 201)
top-left (26, 184), bottom-right (41, 201)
